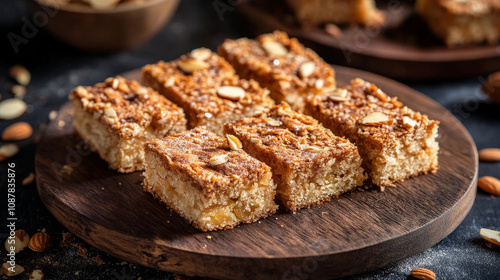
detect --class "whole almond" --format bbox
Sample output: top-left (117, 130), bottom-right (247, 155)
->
top-left (480, 228), bottom-right (500, 245)
top-left (2, 122), bottom-right (33, 141)
top-left (29, 269), bottom-right (44, 280)
top-left (178, 59), bottom-right (210, 73)
top-left (1, 262), bottom-right (25, 276)
top-left (28, 232), bottom-right (52, 252)
top-left (11, 85), bottom-right (26, 99)
top-left (4, 229), bottom-right (29, 254)
top-left (478, 148), bottom-right (500, 162)
top-left (0, 144), bottom-right (19, 162)
top-left (410, 268), bottom-right (436, 280)
top-left (481, 71), bottom-right (500, 104)
top-left (0, 98), bottom-right (27, 120)
top-left (477, 176), bottom-right (500, 195)
top-left (361, 112), bottom-right (389, 125)
top-left (9, 65), bottom-right (31, 86)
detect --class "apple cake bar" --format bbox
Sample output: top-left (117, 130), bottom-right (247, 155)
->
top-left (286, 0), bottom-right (385, 27)
top-left (142, 48), bottom-right (274, 136)
top-left (143, 127), bottom-right (278, 231)
top-left (224, 102), bottom-right (366, 211)
top-left (305, 78), bottom-right (439, 187)
top-left (69, 76), bottom-right (186, 173)
top-left (218, 31), bottom-right (336, 112)
top-left (416, 0), bottom-right (500, 47)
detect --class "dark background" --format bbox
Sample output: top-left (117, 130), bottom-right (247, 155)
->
top-left (1, 0), bottom-right (499, 279)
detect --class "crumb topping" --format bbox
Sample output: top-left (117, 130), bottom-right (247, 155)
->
top-left (69, 76), bottom-right (185, 139)
top-left (145, 127), bottom-right (270, 192)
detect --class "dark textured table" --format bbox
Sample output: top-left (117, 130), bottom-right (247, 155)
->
top-left (1, 1), bottom-right (499, 279)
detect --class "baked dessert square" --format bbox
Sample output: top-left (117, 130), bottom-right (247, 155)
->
top-left (143, 127), bottom-right (278, 231)
top-left (286, 0), bottom-right (385, 27)
top-left (142, 48), bottom-right (274, 136)
top-left (416, 0), bottom-right (500, 47)
top-left (218, 31), bottom-right (336, 112)
top-left (69, 76), bottom-right (186, 173)
top-left (305, 78), bottom-right (439, 187)
top-left (224, 102), bottom-right (366, 212)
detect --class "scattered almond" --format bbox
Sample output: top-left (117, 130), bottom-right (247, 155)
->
top-left (28, 232), bottom-right (52, 252)
top-left (361, 112), bottom-right (389, 125)
top-left (267, 119), bottom-right (282, 126)
top-left (217, 86), bottom-right (245, 100)
top-left (305, 145), bottom-right (322, 152)
top-left (29, 269), bottom-right (44, 280)
top-left (209, 154), bottom-right (228, 166)
top-left (325, 23), bottom-right (342, 38)
top-left (0, 144), bottom-right (19, 162)
top-left (9, 65), bottom-right (31, 86)
top-left (4, 229), bottom-right (29, 253)
top-left (11, 85), bottom-right (26, 99)
top-left (328, 88), bottom-right (349, 101)
top-left (178, 59), bottom-right (210, 73)
top-left (299, 62), bottom-right (315, 78)
top-left (22, 172), bottom-right (35, 186)
top-left (403, 116), bottom-right (417, 128)
top-left (478, 148), bottom-right (500, 162)
top-left (1, 262), bottom-right (25, 277)
top-left (104, 107), bottom-right (117, 118)
top-left (2, 122), bottom-right (33, 141)
top-left (261, 41), bottom-right (288, 56)
top-left (480, 228), bottom-right (500, 246)
top-left (48, 110), bottom-right (58, 121)
top-left (0, 98), bottom-right (27, 120)
top-left (226, 134), bottom-right (242, 151)
top-left (190, 48), bottom-right (212, 61)
top-left (481, 71), bottom-right (500, 104)
top-left (477, 176), bottom-right (500, 196)
top-left (87, 0), bottom-right (120, 9)
top-left (410, 268), bottom-right (436, 280)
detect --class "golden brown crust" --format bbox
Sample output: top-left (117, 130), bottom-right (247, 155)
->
top-left (69, 76), bottom-right (185, 139)
top-left (144, 127), bottom-right (272, 193)
top-left (218, 31), bottom-right (336, 111)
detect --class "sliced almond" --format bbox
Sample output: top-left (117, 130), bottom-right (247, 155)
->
top-left (315, 79), bottom-right (324, 89)
top-left (217, 86), bottom-right (245, 100)
top-left (22, 172), bottom-right (35, 186)
top-left (478, 148), bottom-right (500, 162)
top-left (226, 135), bottom-right (242, 151)
top-left (0, 98), bottom-right (27, 120)
top-left (328, 88), bottom-right (349, 101)
top-left (191, 48), bottom-right (212, 61)
top-left (4, 229), bottom-right (29, 254)
top-left (9, 65), bottom-right (31, 86)
top-left (478, 176), bottom-right (500, 195)
top-left (267, 119), bottom-right (282, 127)
top-left (480, 228), bottom-right (500, 245)
top-left (2, 122), bottom-right (33, 141)
top-left (1, 262), bottom-right (25, 276)
top-left (261, 41), bottom-right (288, 56)
top-left (29, 269), bottom-right (44, 280)
top-left (361, 112), bottom-right (389, 125)
top-left (178, 59), bottom-right (210, 73)
top-left (104, 107), bottom-right (117, 118)
top-left (305, 145), bottom-right (322, 152)
top-left (87, 0), bottom-right (119, 9)
top-left (209, 154), bottom-right (228, 166)
top-left (402, 116), bottom-right (417, 128)
top-left (299, 62), bottom-right (315, 78)
top-left (410, 268), bottom-right (436, 280)
top-left (0, 144), bottom-right (19, 162)
top-left (12, 85), bottom-right (26, 99)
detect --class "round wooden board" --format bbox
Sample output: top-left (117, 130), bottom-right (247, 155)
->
top-left (35, 66), bottom-right (477, 280)
top-left (239, 0), bottom-right (500, 81)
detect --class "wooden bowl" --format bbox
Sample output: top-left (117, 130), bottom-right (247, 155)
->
top-left (28, 0), bottom-right (180, 52)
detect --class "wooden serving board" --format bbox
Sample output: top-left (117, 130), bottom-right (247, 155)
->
top-left (35, 66), bottom-right (477, 280)
top-left (239, 0), bottom-right (500, 81)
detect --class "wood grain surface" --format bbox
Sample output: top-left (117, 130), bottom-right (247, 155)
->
top-left (239, 0), bottom-right (500, 81)
top-left (35, 66), bottom-right (478, 280)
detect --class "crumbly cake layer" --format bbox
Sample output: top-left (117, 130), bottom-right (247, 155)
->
top-left (69, 76), bottom-right (186, 173)
top-left (224, 102), bottom-right (365, 211)
top-left (218, 31), bottom-right (336, 112)
top-left (143, 127), bottom-right (278, 231)
top-left (286, 0), bottom-right (385, 27)
top-left (416, 0), bottom-right (500, 46)
top-left (305, 78), bottom-right (439, 187)
top-left (142, 49), bottom-right (274, 136)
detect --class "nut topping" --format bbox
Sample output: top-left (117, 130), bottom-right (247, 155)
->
top-left (209, 154), bottom-right (228, 166)
top-left (361, 112), bottom-right (389, 125)
top-left (217, 86), bottom-right (245, 100)
top-left (178, 59), bottom-right (210, 73)
top-left (226, 135), bottom-right (242, 151)
top-left (261, 41), bottom-right (288, 56)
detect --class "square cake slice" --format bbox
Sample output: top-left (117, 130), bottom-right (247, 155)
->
top-left (143, 127), bottom-right (278, 231)
top-left (142, 48), bottom-right (274, 136)
top-left (416, 0), bottom-right (500, 47)
top-left (224, 102), bottom-right (365, 212)
top-left (286, 0), bottom-right (385, 27)
top-left (69, 76), bottom-right (186, 173)
top-left (305, 78), bottom-right (439, 187)
top-left (218, 31), bottom-right (336, 112)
